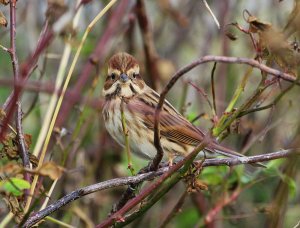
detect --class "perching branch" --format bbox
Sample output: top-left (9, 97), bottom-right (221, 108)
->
top-left (152, 55), bottom-right (297, 171)
top-left (8, 1), bottom-right (30, 171)
top-left (16, 102), bottom-right (30, 168)
top-left (23, 148), bottom-right (299, 227)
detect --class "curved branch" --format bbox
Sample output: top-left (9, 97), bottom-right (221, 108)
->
top-left (152, 55), bottom-right (297, 170)
top-left (23, 148), bottom-right (299, 227)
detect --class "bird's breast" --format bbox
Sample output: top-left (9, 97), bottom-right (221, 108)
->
top-left (102, 98), bottom-right (158, 160)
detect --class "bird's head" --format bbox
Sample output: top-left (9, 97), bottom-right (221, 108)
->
top-left (103, 52), bottom-right (145, 99)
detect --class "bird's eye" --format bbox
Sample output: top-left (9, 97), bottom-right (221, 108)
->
top-left (133, 73), bottom-right (139, 79)
top-left (111, 73), bottom-right (116, 80)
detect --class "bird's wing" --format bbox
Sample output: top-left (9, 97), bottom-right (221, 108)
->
top-left (129, 88), bottom-right (205, 146)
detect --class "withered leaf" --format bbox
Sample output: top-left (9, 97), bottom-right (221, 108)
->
top-left (226, 31), bottom-right (238, 41)
top-left (283, 0), bottom-right (300, 37)
top-left (0, 162), bottom-right (22, 176)
top-left (247, 15), bottom-right (272, 33)
top-left (0, 108), bottom-right (6, 120)
top-left (3, 195), bottom-right (24, 224)
top-left (245, 13), bottom-right (299, 76)
top-left (0, 0), bottom-right (9, 5)
top-left (46, 0), bottom-right (68, 25)
top-left (24, 134), bottom-right (32, 150)
top-left (37, 161), bottom-right (65, 180)
top-left (0, 10), bottom-right (7, 27)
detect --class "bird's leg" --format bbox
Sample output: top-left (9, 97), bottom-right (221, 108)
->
top-left (167, 153), bottom-right (175, 166)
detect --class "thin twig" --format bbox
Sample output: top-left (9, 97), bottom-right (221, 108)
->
top-left (23, 0), bottom-right (118, 214)
top-left (8, 0), bottom-right (29, 168)
top-left (135, 0), bottom-right (160, 90)
top-left (224, 67), bottom-right (252, 113)
top-left (8, 1), bottom-right (31, 201)
top-left (97, 135), bottom-right (212, 228)
top-left (16, 102), bottom-right (30, 168)
top-left (23, 148), bottom-right (299, 227)
top-left (0, 23), bottom-right (54, 141)
top-left (188, 81), bottom-right (214, 112)
top-left (152, 55), bottom-right (297, 171)
top-left (205, 187), bottom-right (242, 225)
top-left (202, 0), bottom-right (220, 29)
top-left (211, 62), bottom-right (217, 116)
top-left (238, 83), bottom-right (295, 117)
top-left (23, 169), bottom-right (166, 228)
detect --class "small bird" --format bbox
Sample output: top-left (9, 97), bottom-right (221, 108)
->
top-left (102, 52), bottom-right (249, 163)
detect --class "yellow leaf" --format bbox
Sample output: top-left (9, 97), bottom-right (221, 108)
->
top-left (0, 10), bottom-right (7, 27)
top-left (37, 161), bottom-right (65, 180)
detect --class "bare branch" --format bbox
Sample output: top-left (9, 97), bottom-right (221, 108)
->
top-left (152, 55), bottom-right (297, 171)
top-left (23, 148), bottom-right (299, 227)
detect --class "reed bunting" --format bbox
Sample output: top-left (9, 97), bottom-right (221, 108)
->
top-left (102, 52), bottom-right (249, 163)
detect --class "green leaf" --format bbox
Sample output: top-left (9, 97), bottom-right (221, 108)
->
top-left (280, 174), bottom-right (297, 198)
top-left (201, 166), bottom-right (229, 185)
top-left (0, 178), bottom-right (30, 196)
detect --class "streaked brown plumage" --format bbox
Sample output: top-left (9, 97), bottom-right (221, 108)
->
top-left (102, 52), bottom-right (246, 162)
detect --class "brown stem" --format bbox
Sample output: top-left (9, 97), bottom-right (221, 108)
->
top-left (23, 148), bottom-right (299, 227)
top-left (16, 102), bottom-right (30, 168)
top-left (0, 24), bottom-right (54, 141)
top-left (135, 0), bottom-right (160, 90)
top-left (152, 55), bottom-right (297, 171)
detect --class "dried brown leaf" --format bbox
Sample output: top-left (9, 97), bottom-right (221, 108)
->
top-left (37, 161), bottom-right (65, 180)
top-left (3, 195), bottom-right (24, 223)
top-left (246, 13), bottom-right (299, 76)
top-left (46, 0), bottom-right (68, 25)
top-left (283, 0), bottom-right (300, 37)
top-left (24, 134), bottom-right (32, 150)
top-left (225, 31), bottom-right (238, 41)
top-left (247, 15), bottom-right (272, 33)
top-left (0, 10), bottom-right (7, 27)
top-left (0, 0), bottom-right (9, 5)
top-left (0, 162), bottom-right (22, 176)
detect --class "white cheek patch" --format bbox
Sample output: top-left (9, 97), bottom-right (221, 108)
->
top-left (102, 82), bottom-right (119, 96)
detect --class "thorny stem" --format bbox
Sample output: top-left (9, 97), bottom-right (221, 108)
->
top-left (16, 102), bottom-right (30, 167)
top-left (238, 82), bottom-right (296, 117)
top-left (23, 0), bottom-right (118, 214)
top-left (8, 0), bottom-right (31, 201)
top-left (135, 0), bottom-right (160, 90)
top-left (210, 62), bottom-right (217, 116)
top-left (96, 135), bottom-right (212, 228)
top-left (213, 67), bottom-right (254, 137)
top-left (153, 55), bottom-right (297, 171)
top-left (8, 0), bottom-right (29, 168)
top-left (23, 149), bottom-right (299, 227)
top-left (179, 82), bottom-right (189, 114)
top-left (212, 82), bottom-right (266, 137)
top-left (0, 23), bottom-right (54, 141)
top-left (224, 67), bottom-right (253, 113)
top-left (188, 81), bottom-right (214, 113)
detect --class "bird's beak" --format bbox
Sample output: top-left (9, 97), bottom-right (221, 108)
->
top-left (120, 73), bottom-right (129, 83)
